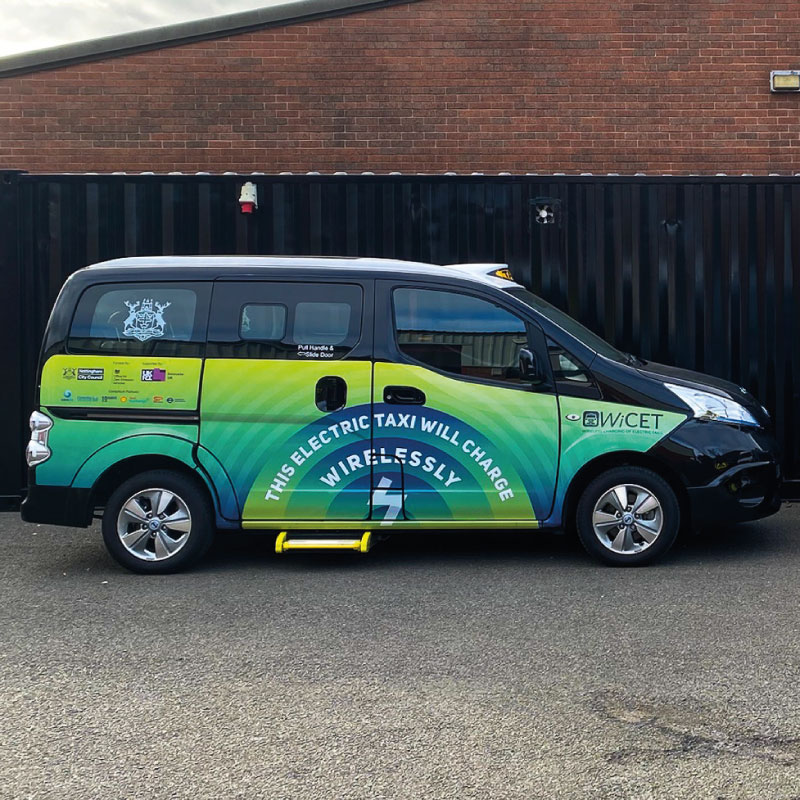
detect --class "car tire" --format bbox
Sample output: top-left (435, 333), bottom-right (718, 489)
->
top-left (575, 466), bottom-right (680, 566)
top-left (102, 469), bottom-right (214, 574)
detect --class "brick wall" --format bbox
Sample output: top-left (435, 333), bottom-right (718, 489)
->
top-left (1, 0), bottom-right (800, 174)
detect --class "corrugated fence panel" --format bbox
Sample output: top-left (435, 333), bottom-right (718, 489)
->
top-left (1, 172), bottom-right (799, 501)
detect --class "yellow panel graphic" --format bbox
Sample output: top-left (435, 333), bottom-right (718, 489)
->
top-left (41, 355), bottom-right (202, 410)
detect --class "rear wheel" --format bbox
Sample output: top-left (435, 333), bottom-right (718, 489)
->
top-left (102, 470), bottom-right (214, 574)
top-left (575, 466), bottom-right (680, 566)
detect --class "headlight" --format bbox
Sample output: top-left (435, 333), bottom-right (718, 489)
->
top-left (665, 383), bottom-right (759, 427)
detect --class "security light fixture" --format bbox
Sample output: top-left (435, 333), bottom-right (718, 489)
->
top-left (770, 71), bottom-right (800, 92)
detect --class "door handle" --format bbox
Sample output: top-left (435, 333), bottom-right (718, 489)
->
top-left (384, 385), bottom-right (426, 405)
top-left (316, 376), bottom-right (347, 412)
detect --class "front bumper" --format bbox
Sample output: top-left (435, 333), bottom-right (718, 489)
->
top-left (651, 419), bottom-right (782, 528)
top-left (687, 460), bottom-right (782, 526)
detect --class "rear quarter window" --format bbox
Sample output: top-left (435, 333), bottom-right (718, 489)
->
top-left (68, 282), bottom-right (210, 356)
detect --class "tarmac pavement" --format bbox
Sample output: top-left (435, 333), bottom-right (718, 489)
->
top-left (1, 507), bottom-right (799, 799)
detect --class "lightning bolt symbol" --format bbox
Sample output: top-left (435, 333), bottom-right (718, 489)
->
top-left (371, 476), bottom-right (405, 525)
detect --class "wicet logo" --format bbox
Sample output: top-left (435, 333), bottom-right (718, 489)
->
top-left (583, 410), bottom-right (664, 431)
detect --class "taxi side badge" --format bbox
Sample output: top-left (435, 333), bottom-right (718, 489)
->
top-left (565, 413), bottom-right (580, 421)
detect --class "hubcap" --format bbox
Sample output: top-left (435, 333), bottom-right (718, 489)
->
top-left (591, 483), bottom-right (663, 555)
top-left (116, 488), bottom-right (192, 562)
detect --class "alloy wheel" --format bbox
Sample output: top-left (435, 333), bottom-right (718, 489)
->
top-left (116, 487), bottom-right (192, 562)
top-left (591, 483), bottom-right (663, 555)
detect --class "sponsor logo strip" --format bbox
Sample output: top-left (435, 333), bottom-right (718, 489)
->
top-left (41, 356), bottom-right (200, 410)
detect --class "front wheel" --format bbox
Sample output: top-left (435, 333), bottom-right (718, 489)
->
top-left (575, 466), bottom-right (680, 566)
top-left (102, 470), bottom-right (214, 574)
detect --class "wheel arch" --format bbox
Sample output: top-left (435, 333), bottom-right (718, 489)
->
top-left (68, 433), bottom-right (235, 527)
top-left (561, 450), bottom-right (690, 533)
top-left (89, 454), bottom-right (210, 511)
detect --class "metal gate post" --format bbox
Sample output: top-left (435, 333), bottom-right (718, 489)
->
top-left (0, 170), bottom-right (26, 506)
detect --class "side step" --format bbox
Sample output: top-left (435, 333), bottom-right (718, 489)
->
top-left (275, 530), bottom-right (372, 554)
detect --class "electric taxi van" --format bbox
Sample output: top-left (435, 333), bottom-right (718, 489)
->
top-left (22, 257), bottom-right (781, 572)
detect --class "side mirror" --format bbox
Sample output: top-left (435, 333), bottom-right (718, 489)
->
top-left (519, 348), bottom-right (544, 385)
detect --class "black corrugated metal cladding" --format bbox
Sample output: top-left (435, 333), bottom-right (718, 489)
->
top-left (1, 171), bottom-right (797, 500)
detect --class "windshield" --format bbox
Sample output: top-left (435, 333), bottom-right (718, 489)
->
top-left (505, 287), bottom-right (628, 363)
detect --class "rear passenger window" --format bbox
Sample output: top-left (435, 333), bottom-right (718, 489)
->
top-left (208, 282), bottom-right (363, 359)
top-left (68, 283), bottom-right (210, 356)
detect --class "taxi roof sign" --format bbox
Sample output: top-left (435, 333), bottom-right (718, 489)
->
top-left (445, 263), bottom-right (516, 282)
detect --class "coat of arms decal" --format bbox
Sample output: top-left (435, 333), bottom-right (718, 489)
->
top-left (122, 298), bottom-right (171, 342)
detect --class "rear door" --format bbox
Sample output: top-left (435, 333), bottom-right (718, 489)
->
top-left (371, 281), bottom-right (559, 525)
top-left (200, 279), bottom-right (373, 521)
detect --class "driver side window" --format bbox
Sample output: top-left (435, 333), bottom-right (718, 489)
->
top-left (392, 287), bottom-right (536, 387)
top-left (546, 336), bottom-right (601, 398)
top-left (548, 341), bottom-right (591, 383)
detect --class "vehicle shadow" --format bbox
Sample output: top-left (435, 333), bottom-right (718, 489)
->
top-left (205, 528), bottom-right (587, 572)
top-left (201, 509), bottom-right (796, 573)
top-left (671, 516), bottom-right (797, 564)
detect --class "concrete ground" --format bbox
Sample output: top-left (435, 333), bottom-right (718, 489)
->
top-left (1, 507), bottom-right (799, 800)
